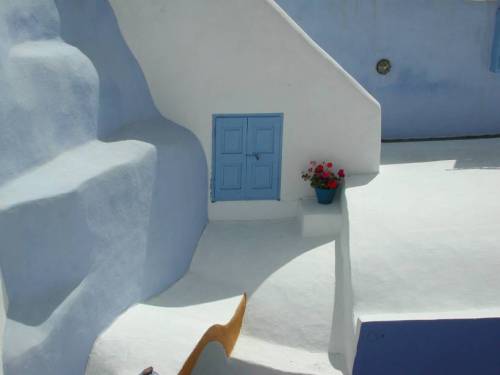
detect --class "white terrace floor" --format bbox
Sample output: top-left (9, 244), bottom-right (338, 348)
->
top-left (87, 219), bottom-right (342, 375)
top-left (349, 138), bottom-right (500, 322)
top-left (87, 138), bottom-right (500, 375)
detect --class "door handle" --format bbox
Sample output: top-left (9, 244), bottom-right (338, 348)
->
top-left (246, 152), bottom-right (260, 160)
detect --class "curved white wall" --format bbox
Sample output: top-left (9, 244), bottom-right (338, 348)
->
top-left (108, 0), bottom-right (381, 219)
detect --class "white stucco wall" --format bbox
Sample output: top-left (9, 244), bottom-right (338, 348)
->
top-left (108, 0), bottom-right (381, 219)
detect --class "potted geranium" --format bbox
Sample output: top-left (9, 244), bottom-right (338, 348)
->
top-left (301, 161), bottom-right (345, 204)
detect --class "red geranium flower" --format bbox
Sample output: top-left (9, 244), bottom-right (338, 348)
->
top-left (327, 180), bottom-right (338, 189)
top-left (326, 162), bottom-right (333, 168)
top-left (322, 171), bottom-right (330, 178)
top-left (338, 169), bottom-right (345, 178)
top-left (315, 165), bottom-right (324, 173)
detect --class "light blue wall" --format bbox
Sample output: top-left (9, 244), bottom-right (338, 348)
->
top-left (0, 0), bottom-right (98, 186)
top-left (109, 119), bottom-right (208, 297)
top-left (0, 0), bottom-right (207, 374)
top-left (54, 0), bottom-right (208, 295)
top-left (278, 0), bottom-right (500, 139)
top-left (55, 0), bottom-right (160, 137)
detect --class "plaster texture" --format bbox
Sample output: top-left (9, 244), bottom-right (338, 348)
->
top-left (277, 0), bottom-right (500, 139)
top-left (107, 0), bottom-right (381, 220)
top-left (349, 138), bottom-right (500, 316)
top-left (1, 142), bottom-right (157, 374)
top-left (0, 36), bottom-right (98, 186)
top-left (0, 141), bottom-right (155, 325)
top-left (107, 119), bottom-right (208, 296)
top-left (0, 1), bottom-right (208, 374)
top-left (342, 138), bottom-right (500, 373)
top-left (88, 219), bottom-right (342, 374)
top-left (54, 0), bottom-right (160, 137)
top-left (300, 197), bottom-right (342, 237)
top-left (0, 122), bottom-right (207, 374)
top-left (53, 0), bottom-right (208, 296)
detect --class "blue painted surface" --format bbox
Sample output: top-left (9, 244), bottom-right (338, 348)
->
top-left (213, 114), bottom-right (282, 201)
top-left (53, 0), bottom-right (207, 296)
top-left (491, 8), bottom-right (500, 73)
top-left (354, 319), bottom-right (500, 375)
top-left (0, 1), bottom-right (208, 374)
top-left (277, 0), bottom-right (500, 139)
top-left (0, 0), bottom-right (98, 186)
top-left (214, 116), bottom-right (247, 201)
top-left (55, 0), bottom-right (160, 137)
top-left (110, 119), bottom-right (208, 297)
top-left (246, 116), bottom-right (283, 200)
top-left (315, 188), bottom-right (337, 205)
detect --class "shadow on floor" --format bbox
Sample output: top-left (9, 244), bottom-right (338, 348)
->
top-left (381, 138), bottom-right (500, 170)
top-left (144, 219), bottom-right (334, 308)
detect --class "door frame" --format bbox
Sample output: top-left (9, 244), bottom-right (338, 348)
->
top-left (211, 113), bottom-right (283, 202)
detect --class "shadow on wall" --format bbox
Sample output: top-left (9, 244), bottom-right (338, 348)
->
top-left (0, 0), bottom-right (98, 187)
top-left (0, 192), bottom-right (93, 326)
top-left (108, 119), bottom-right (208, 296)
top-left (55, 0), bottom-right (159, 137)
top-left (0, 0), bottom-right (208, 374)
top-left (55, 0), bottom-right (209, 301)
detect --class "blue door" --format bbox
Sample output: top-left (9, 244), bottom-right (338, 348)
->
top-left (213, 114), bottom-right (283, 202)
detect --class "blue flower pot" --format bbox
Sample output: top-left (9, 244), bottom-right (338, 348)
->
top-left (315, 187), bottom-right (337, 205)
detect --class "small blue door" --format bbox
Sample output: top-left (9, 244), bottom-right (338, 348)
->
top-left (213, 114), bottom-right (283, 202)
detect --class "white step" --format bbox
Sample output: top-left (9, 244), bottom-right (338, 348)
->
top-left (299, 197), bottom-right (342, 237)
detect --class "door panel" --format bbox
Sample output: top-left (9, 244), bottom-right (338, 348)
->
top-left (250, 163), bottom-right (274, 189)
top-left (214, 117), bottom-right (247, 201)
top-left (246, 116), bottom-right (282, 200)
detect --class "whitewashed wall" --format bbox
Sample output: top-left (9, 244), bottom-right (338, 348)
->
top-left (109, 0), bottom-right (381, 220)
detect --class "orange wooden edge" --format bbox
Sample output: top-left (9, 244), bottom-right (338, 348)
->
top-left (178, 293), bottom-right (247, 375)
